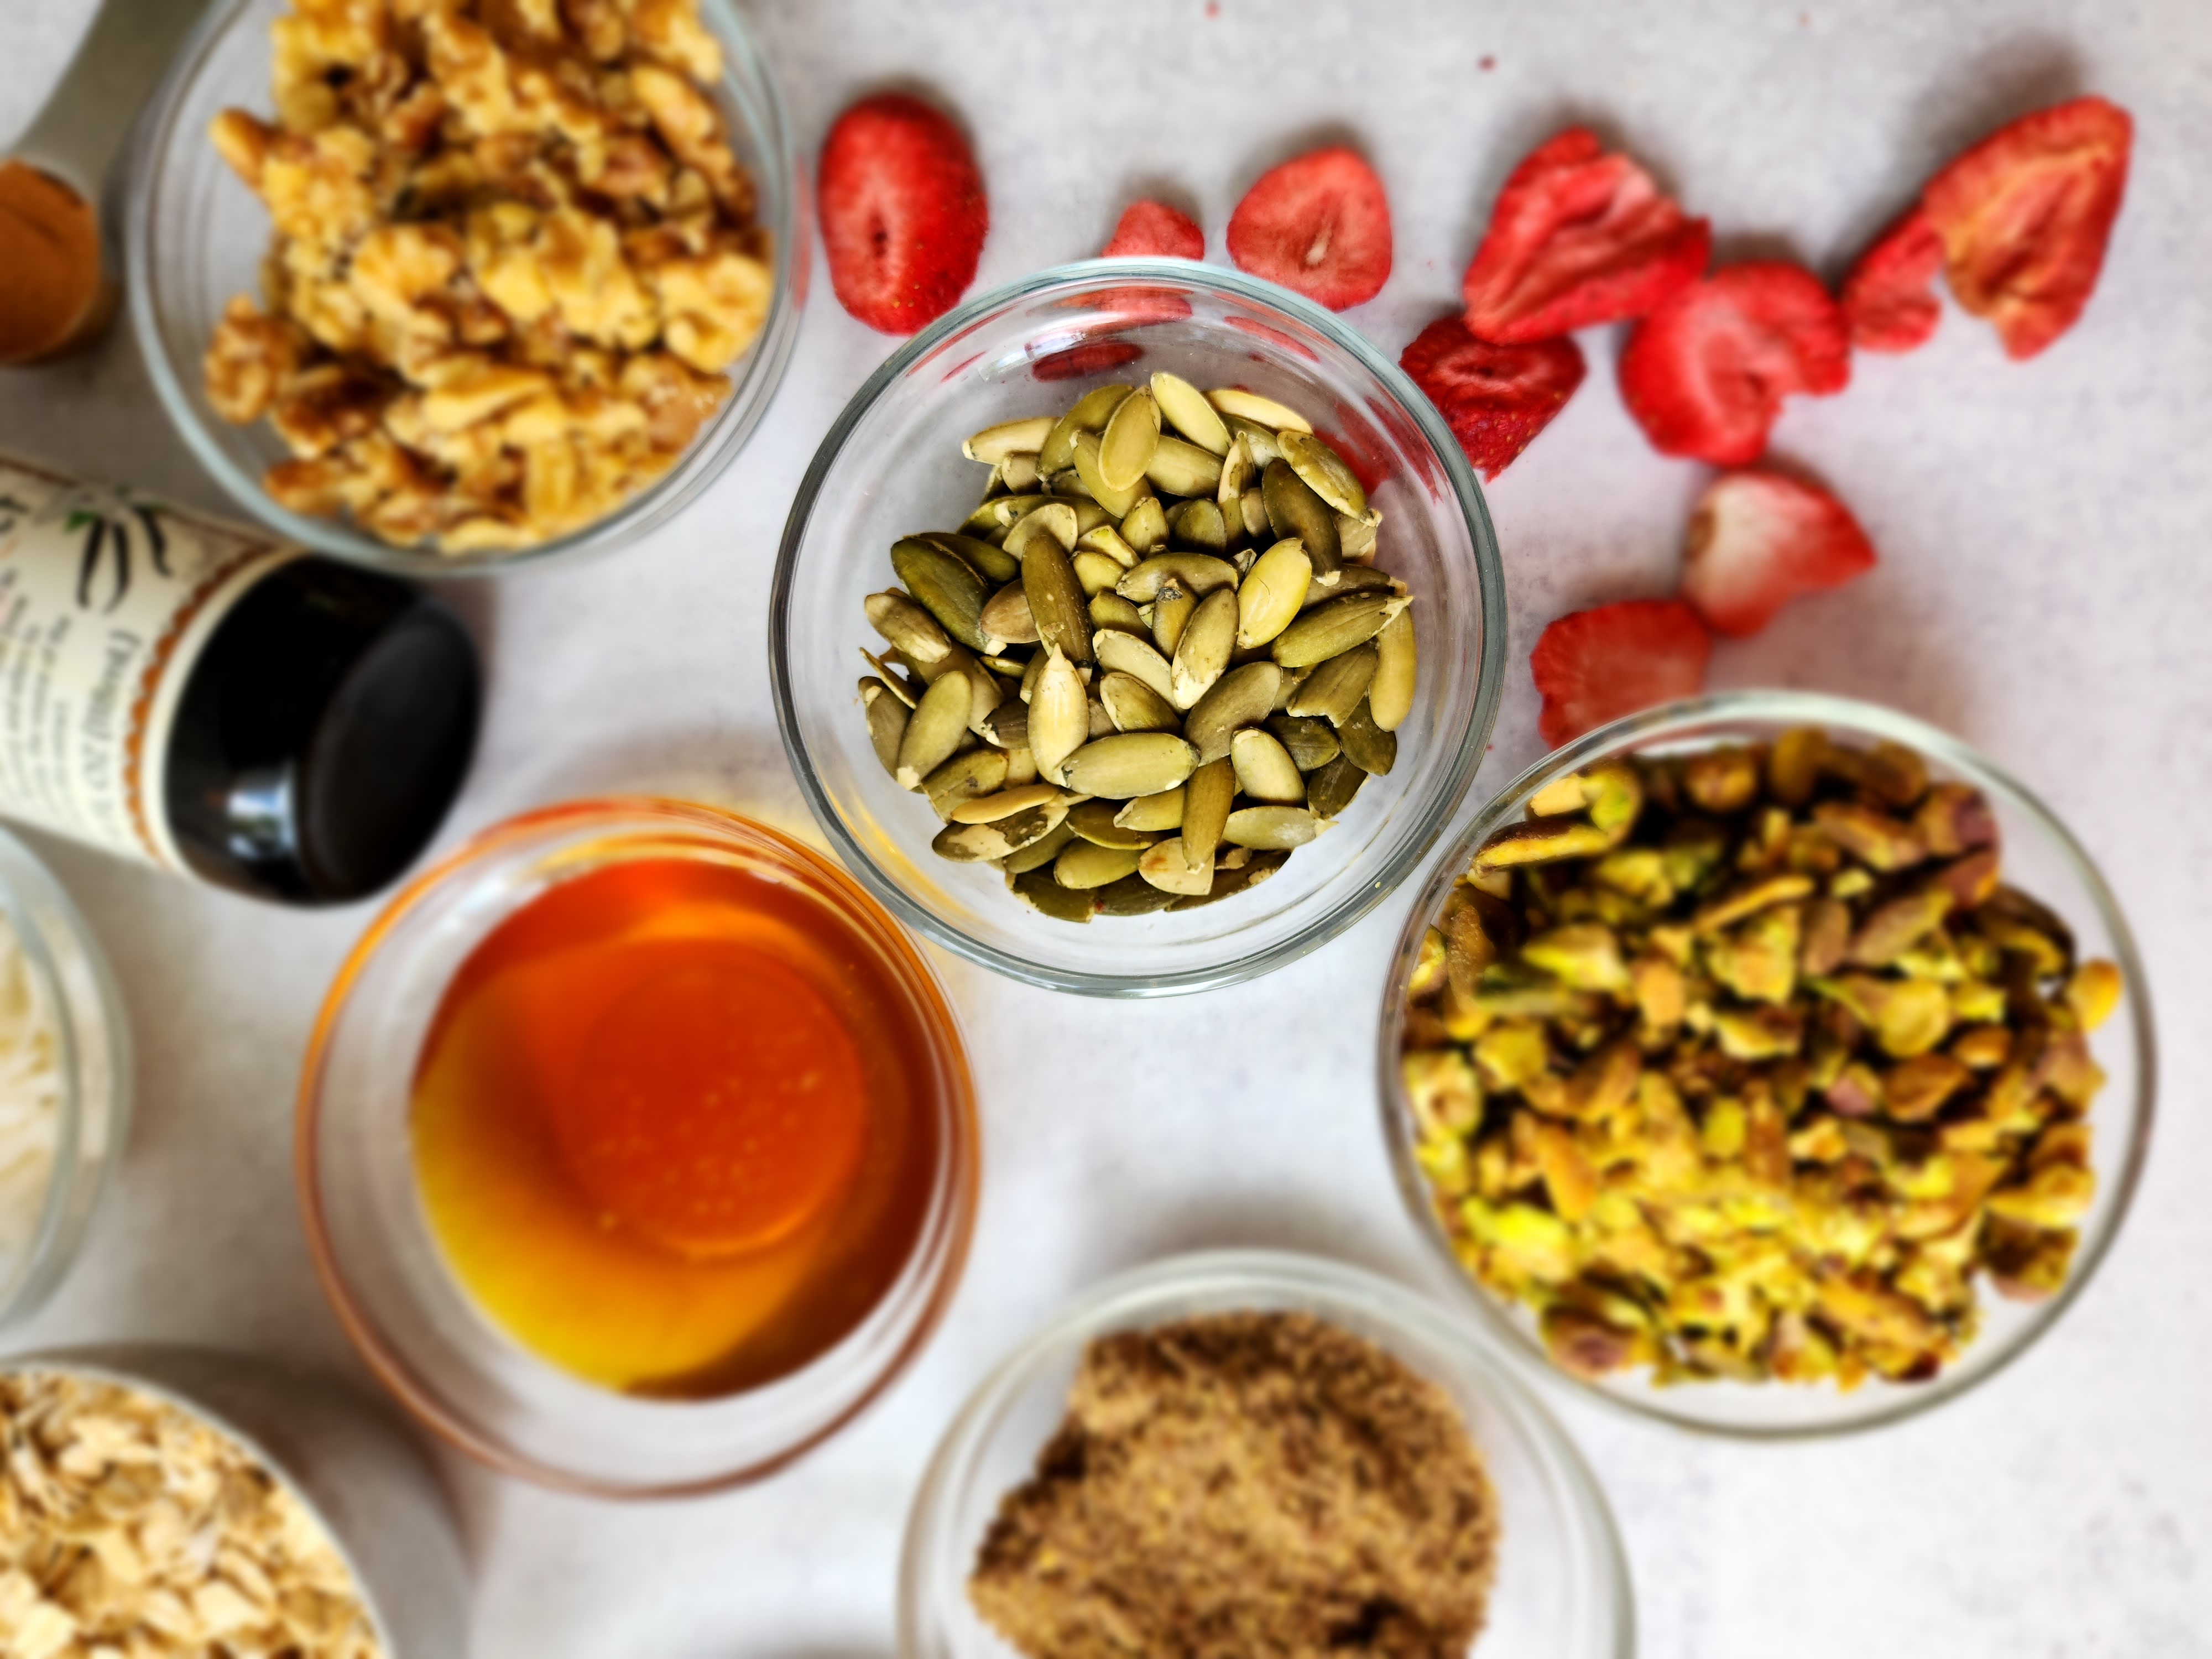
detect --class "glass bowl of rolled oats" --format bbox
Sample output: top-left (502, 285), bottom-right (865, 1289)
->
top-left (0, 1347), bottom-right (466, 1658)
top-left (126, 0), bottom-right (804, 572)
top-left (1379, 690), bottom-right (2155, 1436)
top-left (773, 260), bottom-right (1507, 995)
top-left (0, 831), bottom-right (130, 1332)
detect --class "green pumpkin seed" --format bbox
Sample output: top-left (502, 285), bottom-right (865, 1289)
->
top-left (1029, 648), bottom-right (1091, 784)
top-left (1215, 434), bottom-right (1256, 508)
top-left (1270, 592), bottom-right (1407, 669)
top-left (1169, 587), bottom-right (1238, 709)
top-left (1120, 494), bottom-right (1168, 553)
top-left (1060, 732), bottom-right (1201, 799)
top-left (924, 748), bottom-right (1011, 818)
top-left (1266, 713), bottom-right (1340, 771)
top-left (1183, 661), bottom-right (1282, 764)
top-left (1145, 435), bottom-right (1224, 498)
top-left (1368, 606), bottom-right (1417, 732)
top-left (1181, 756), bottom-right (1237, 869)
top-left (1138, 836), bottom-right (1213, 895)
top-left (1040, 384), bottom-right (1135, 474)
top-left (1018, 533), bottom-right (1093, 665)
top-left (964, 415), bottom-right (1057, 464)
top-left (948, 781), bottom-right (1062, 823)
top-left (998, 453), bottom-right (1041, 492)
top-left (919, 529), bottom-right (1020, 585)
top-left (892, 539), bottom-right (990, 651)
top-left (1072, 550), bottom-right (1124, 597)
top-left (1077, 524), bottom-right (1141, 568)
top-left (861, 678), bottom-right (907, 775)
top-left (1286, 644), bottom-right (1376, 724)
top-left (1224, 805), bottom-right (1317, 849)
top-left (1338, 696), bottom-right (1399, 775)
top-left (1151, 371), bottom-right (1232, 456)
top-left (1099, 670), bottom-right (1181, 733)
top-left (1072, 429), bottom-right (1141, 517)
top-left (865, 589), bottom-right (951, 666)
top-left (1117, 552), bottom-right (1239, 601)
top-left (896, 670), bottom-right (974, 789)
top-left (1094, 628), bottom-right (1175, 701)
top-left (1302, 564), bottom-right (1399, 607)
top-left (980, 583), bottom-right (1039, 651)
top-left (1207, 388), bottom-right (1312, 432)
top-left (1224, 414), bottom-right (1284, 469)
top-left (1261, 458), bottom-right (1342, 586)
top-left (1068, 799), bottom-right (1160, 849)
top-left (1168, 849), bottom-right (1288, 909)
top-left (1167, 498), bottom-right (1228, 552)
top-left (1232, 728), bottom-right (1306, 805)
top-left (961, 493), bottom-right (1048, 536)
top-left (980, 700), bottom-right (1028, 749)
top-left (1335, 512), bottom-right (1378, 563)
top-left (1054, 838), bottom-right (1144, 889)
top-left (1095, 870), bottom-right (1182, 914)
top-left (1003, 816), bottom-right (1078, 874)
top-left (860, 647), bottom-right (921, 707)
top-left (1235, 538), bottom-right (1312, 648)
top-left (1239, 488), bottom-right (1270, 541)
top-left (1011, 865), bottom-right (1095, 920)
top-left (1151, 580), bottom-right (1196, 657)
top-left (1280, 430), bottom-right (1369, 520)
top-left (1115, 786), bottom-right (1185, 832)
top-left (1099, 389), bottom-right (1162, 492)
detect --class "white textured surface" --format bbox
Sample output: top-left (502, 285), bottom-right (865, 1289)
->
top-left (4, 0), bottom-right (2211, 1653)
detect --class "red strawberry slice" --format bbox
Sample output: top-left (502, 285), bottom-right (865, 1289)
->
top-left (818, 93), bottom-right (987, 336)
top-left (1032, 341), bottom-right (1144, 381)
top-left (1531, 599), bottom-right (1712, 748)
top-left (1681, 469), bottom-right (1877, 637)
top-left (1462, 128), bottom-right (1710, 343)
top-left (1921, 95), bottom-right (2132, 359)
top-left (1102, 200), bottom-right (1204, 260)
top-left (1226, 147), bottom-right (1392, 310)
top-left (1399, 316), bottom-right (1585, 479)
top-left (1617, 262), bottom-right (1850, 465)
top-left (1841, 207), bottom-right (1945, 353)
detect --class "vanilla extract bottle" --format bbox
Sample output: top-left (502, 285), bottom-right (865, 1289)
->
top-left (0, 453), bottom-right (480, 904)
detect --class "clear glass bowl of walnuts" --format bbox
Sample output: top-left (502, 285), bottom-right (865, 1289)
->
top-left (128, 0), bottom-right (805, 574)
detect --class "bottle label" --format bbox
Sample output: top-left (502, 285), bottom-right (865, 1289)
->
top-left (0, 453), bottom-right (297, 872)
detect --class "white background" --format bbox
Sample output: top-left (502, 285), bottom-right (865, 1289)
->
top-left (4, 0), bottom-right (2209, 1653)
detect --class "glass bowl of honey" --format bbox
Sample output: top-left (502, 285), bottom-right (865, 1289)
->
top-left (297, 799), bottom-right (979, 1495)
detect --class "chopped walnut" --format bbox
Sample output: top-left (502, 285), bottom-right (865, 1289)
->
top-left (203, 0), bottom-right (770, 554)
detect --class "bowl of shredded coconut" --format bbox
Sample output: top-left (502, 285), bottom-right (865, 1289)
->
top-left (0, 829), bottom-right (130, 1328)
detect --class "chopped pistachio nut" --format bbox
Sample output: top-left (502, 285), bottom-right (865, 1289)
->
top-left (1401, 729), bottom-right (2122, 1390)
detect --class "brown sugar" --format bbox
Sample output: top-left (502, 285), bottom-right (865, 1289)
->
top-left (0, 161), bottom-right (109, 365)
top-left (969, 1311), bottom-right (1500, 1659)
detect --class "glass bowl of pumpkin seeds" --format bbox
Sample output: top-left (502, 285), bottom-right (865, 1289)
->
top-left (1379, 690), bottom-right (2155, 1436)
top-left (771, 262), bottom-right (1506, 995)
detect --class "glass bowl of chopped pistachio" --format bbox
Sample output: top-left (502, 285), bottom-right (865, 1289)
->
top-left (0, 830), bottom-right (131, 1332)
top-left (900, 1250), bottom-right (1631, 1659)
top-left (126, 0), bottom-right (805, 572)
top-left (1380, 690), bottom-right (2154, 1436)
top-left (774, 260), bottom-right (1506, 994)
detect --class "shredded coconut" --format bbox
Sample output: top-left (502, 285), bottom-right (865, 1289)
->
top-left (0, 912), bottom-right (63, 1290)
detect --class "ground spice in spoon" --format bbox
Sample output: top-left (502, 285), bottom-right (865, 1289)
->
top-left (970, 1311), bottom-right (1499, 1659)
top-left (0, 161), bottom-right (108, 366)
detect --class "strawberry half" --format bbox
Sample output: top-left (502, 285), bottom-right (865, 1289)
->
top-left (1226, 147), bottom-right (1392, 310)
top-left (1617, 262), bottom-right (1851, 465)
top-left (1841, 207), bottom-right (1945, 353)
top-left (1462, 128), bottom-right (1710, 343)
top-left (818, 93), bottom-right (987, 336)
top-left (1681, 469), bottom-right (1877, 637)
top-left (1399, 316), bottom-right (1585, 479)
top-left (1103, 200), bottom-right (1204, 260)
top-left (1531, 599), bottom-right (1712, 748)
top-left (1921, 95), bottom-right (2133, 359)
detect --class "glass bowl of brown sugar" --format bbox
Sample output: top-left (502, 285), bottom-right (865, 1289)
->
top-left (900, 1249), bottom-right (1631, 1659)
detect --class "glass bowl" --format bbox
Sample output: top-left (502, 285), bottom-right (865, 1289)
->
top-left (771, 260), bottom-right (1507, 996)
top-left (1378, 691), bottom-right (2156, 1437)
top-left (296, 798), bottom-right (979, 1495)
top-left (126, 0), bottom-right (806, 578)
top-left (0, 828), bottom-right (132, 1329)
top-left (6, 1344), bottom-right (468, 1658)
top-left (899, 1249), bottom-right (1632, 1659)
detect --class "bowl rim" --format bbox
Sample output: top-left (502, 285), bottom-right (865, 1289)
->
top-left (770, 257), bottom-right (1509, 998)
top-left (123, 0), bottom-right (808, 581)
top-left (896, 1245), bottom-right (1635, 1659)
top-left (1375, 688), bottom-right (2159, 1439)
top-left (294, 795), bottom-right (982, 1497)
top-left (0, 827), bottom-right (134, 1329)
top-left (1, 1345), bottom-right (413, 1656)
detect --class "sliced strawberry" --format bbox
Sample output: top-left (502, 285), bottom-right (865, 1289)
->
top-left (1531, 599), bottom-right (1712, 748)
top-left (1032, 340), bottom-right (1143, 381)
top-left (1681, 469), bottom-right (1877, 637)
top-left (1841, 207), bottom-right (1945, 353)
top-left (1226, 147), bottom-right (1392, 310)
top-left (1103, 200), bottom-right (1204, 260)
top-left (1617, 263), bottom-right (1851, 465)
top-left (1399, 316), bottom-right (1585, 479)
top-left (1224, 312), bottom-right (1319, 361)
top-left (1461, 128), bottom-right (1710, 344)
top-left (1921, 95), bottom-right (2132, 359)
top-left (818, 93), bottom-right (987, 336)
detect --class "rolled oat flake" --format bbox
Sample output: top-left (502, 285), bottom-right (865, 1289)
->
top-left (0, 453), bottom-right (480, 904)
